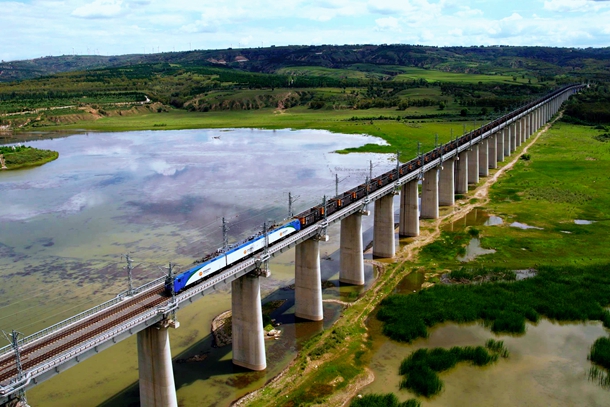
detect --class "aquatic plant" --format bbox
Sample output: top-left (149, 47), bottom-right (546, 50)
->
top-left (589, 366), bottom-right (610, 389)
top-left (350, 393), bottom-right (420, 407)
top-left (398, 343), bottom-right (507, 397)
top-left (589, 337), bottom-right (610, 369)
top-left (378, 264), bottom-right (610, 343)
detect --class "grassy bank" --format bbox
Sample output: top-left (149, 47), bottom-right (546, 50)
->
top-left (419, 122), bottom-right (610, 271)
top-left (0, 145), bottom-right (58, 170)
top-left (45, 107), bottom-right (489, 158)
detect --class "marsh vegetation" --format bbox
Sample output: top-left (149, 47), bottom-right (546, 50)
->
top-left (398, 340), bottom-right (509, 397)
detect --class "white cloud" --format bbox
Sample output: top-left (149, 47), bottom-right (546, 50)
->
top-left (2, 0), bottom-right (610, 61)
top-left (375, 16), bottom-right (401, 31)
top-left (543, 0), bottom-right (610, 12)
top-left (455, 7), bottom-right (483, 17)
top-left (72, 0), bottom-right (124, 18)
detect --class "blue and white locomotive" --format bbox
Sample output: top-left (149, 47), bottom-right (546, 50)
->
top-left (165, 219), bottom-right (301, 293)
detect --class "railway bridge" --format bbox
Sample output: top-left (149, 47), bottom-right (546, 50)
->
top-left (0, 84), bottom-right (584, 406)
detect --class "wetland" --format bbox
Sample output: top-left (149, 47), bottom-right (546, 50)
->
top-left (2, 117), bottom-right (610, 407)
top-left (0, 127), bottom-right (394, 406)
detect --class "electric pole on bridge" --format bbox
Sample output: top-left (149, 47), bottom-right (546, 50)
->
top-left (2, 330), bottom-right (28, 406)
top-left (335, 174), bottom-right (339, 198)
top-left (222, 217), bottom-right (229, 252)
top-left (164, 262), bottom-right (178, 325)
top-left (122, 253), bottom-right (135, 296)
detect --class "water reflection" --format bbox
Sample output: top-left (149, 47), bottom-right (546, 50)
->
top-left (443, 209), bottom-right (502, 231)
top-left (363, 317), bottom-right (610, 406)
top-left (510, 222), bottom-right (544, 230)
top-left (0, 128), bottom-right (395, 407)
top-left (457, 238), bottom-right (496, 262)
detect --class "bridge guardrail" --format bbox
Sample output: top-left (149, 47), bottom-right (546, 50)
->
top-left (0, 276), bottom-right (165, 358)
top-left (0, 84), bottom-right (584, 399)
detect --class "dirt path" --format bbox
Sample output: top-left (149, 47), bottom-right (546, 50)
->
top-left (233, 114), bottom-right (560, 407)
top-left (394, 114), bottom-right (559, 269)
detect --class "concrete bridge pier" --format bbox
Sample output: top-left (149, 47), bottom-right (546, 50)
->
top-left (340, 213), bottom-right (364, 285)
top-left (295, 238), bottom-right (324, 321)
top-left (503, 127), bottom-right (511, 157)
top-left (232, 273), bottom-right (267, 370)
top-left (439, 157), bottom-right (455, 206)
top-left (497, 129), bottom-right (505, 162)
top-left (488, 134), bottom-right (497, 169)
top-left (399, 180), bottom-right (419, 237)
top-left (510, 122), bottom-right (517, 153)
top-left (516, 120), bottom-right (523, 147)
top-left (468, 145), bottom-right (479, 184)
top-left (479, 138), bottom-right (489, 177)
top-left (137, 323), bottom-right (178, 407)
top-left (421, 168), bottom-right (439, 219)
top-left (373, 194), bottom-right (395, 258)
top-left (456, 150), bottom-right (469, 193)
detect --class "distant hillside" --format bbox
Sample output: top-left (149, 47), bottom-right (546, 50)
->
top-left (2, 44), bottom-right (610, 83)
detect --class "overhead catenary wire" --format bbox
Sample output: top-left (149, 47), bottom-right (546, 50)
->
top-left (2, 154), bottom-right (396, 328)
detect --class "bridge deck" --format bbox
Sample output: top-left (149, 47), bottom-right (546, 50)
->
top-left (0, 84), bottom-right (583, 402)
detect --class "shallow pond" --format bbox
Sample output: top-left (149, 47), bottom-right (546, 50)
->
top-left (457, 238), bottom-right (496, 262)
top-left (442, 208), bottom-right (503, 232)
top-left (362, 204), bottom-right (610, 407)
top-left (0, 128), bottom-right (395, 406)
top-left (363, 313), bottom-right (610, 407)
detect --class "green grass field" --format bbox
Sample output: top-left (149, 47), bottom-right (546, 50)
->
top-left (419, 122), bottom-right (610, 270)
top-left (392, 67), bottom-right (524, 84)
top-left (50, 106), bottom-right (489, 159)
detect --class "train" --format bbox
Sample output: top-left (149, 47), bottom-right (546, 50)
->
top-left (165, 219), bottom-right (302, 293)
top-left (165, 84), bottom-right (581, 295)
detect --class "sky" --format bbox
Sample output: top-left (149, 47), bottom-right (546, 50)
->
top-left (1, 0), bottom-right (609, 62)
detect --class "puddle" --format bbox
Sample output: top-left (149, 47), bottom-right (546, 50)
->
top-left (443, 209), bottom-right (501, 231)
top-left (484, 215), bottom-right (503, 226)
top-left (575, 220), bottom-right (596, 225)
top-left (457, 238), bottom-right (496, 262)
top-left (510, 222), bottom-right (543, 230)
top-left (515, 269), bottom-right (537, 280)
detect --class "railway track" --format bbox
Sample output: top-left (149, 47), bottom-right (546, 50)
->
top-left (0, 286), bottom-right (166, 384)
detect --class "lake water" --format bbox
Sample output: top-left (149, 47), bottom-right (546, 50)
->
top-left (361, 206), bottom-right (610, 407)
top-left (0, 128), bottom-right (395, 406)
